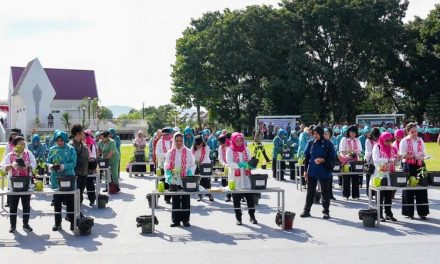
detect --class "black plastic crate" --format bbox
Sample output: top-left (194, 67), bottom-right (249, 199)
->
top-left (10, 176), bottom-right (31, 192)
top-left (333, 162), bottom-right (341, 173)
top-left (428, 172), bottom-right (440, 186)
top-left (181, 176), bottom-right (201, 192)
top-left (250, 174), bottom-right (268, 190)
top-left (198, 163), bottom-right (213, 176)
top-left (97, 159), bottom-right (109, 169)
top-left (389, 172), bottom-right (408, 187)
top-left (57, 176), bottom-right (77, 191)
top-left (350, 161), bottom-right (364, 173)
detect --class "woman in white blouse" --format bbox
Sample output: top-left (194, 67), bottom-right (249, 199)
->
top-left (372, 132), bottom-right (398, 222)
top-left (364, 127), bottom-right (380, 196)
top-left (218, 134), bottom-right (232, 202)
top-left (193, 135), bottom-right (213, 202)
top-left (338, 125), bottom-right (362, 200)
top-left (226, 132), bottom-right (258, 225)
top-left (164, 133), bottom-right (196, 227)
top-left (399, 123), bottom-right (429, 220)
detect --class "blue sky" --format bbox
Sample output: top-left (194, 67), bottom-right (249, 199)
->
top-left (0, 0), bottom-right (438, 109)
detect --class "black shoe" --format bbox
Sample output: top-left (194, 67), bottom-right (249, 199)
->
top-left (209, 195), bottom-right (214, 202)
top-left (330, 195), bottom-right (337, 200)
top-left (9, 226), bottom-right (16, 233)
top-left (380, 216), bottom-right (386, 222)
top-left (165, 200), bottom-right (171, 204)
top-left (170, 223), bottom-right (180, 227)
top-left (386, 215), bottom-right (397, 222)
top-left (52, 225), bottom-right (61, 231)
top-left (70, 223), bottom-right (74, 231)
top-left (103, 189), bottom-right (108, 193)
top-left (5, 202), bottom-right (9, 207)
top-left (236, 219), bottom-right (242, 226)
top-left (250, 217), bottom-right (258, 224)
top-left (420, 216), bottom-right (428, 221)
top-left (23, 224), bottom-right (33, 232)
top-left (89, 200), bottom-right (95, 207)
top-left (183, 222), bottom-right (190, 227)
top-left (323, 213), bottom-right (330, 219)
top-left (225, 196), bottom-right (231, 202)
top-left (197, 195), bottom-right (203, 202)
top-left (300, 211), bottom-right (311, 218)
top-left (407, 216), bottom-right (414, 220)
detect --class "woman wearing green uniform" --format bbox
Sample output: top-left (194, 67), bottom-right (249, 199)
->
top-left (98, 131), bottom-right (121, 192)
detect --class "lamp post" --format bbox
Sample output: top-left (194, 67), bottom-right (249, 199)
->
top-left (87, 97), bottom-right (91, 125)
top-left (82, 106), bottom-right (86, 127)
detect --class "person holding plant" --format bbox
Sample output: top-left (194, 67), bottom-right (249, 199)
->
top-left (97, 131), bottom-right (121, 193)
top-left (47, 130), bottom-right (77, 231)
top-left (156, 127), bottom-right (174, 203)
top-left (108, 128), bottom-right (121, 179)
top-left (399, 122), bottom-right (429, 220)
top-left (272, 129), bottom-right (288, 180)
top-left (371, 132), bottom-right (398, 222)
top-left (1, 136), bottom-right (36, 233)
top-left (364, 127), bottom-right (380, 196)
top-left (164, 133), bottom-right (196, 227)
top-left (193, 135), bottom-right (213, 202)
top-left (339, 125), bottom-right (362, 200)
top-left (226, 132), bottom-right (258, 225)
top-left (300, 126), bottom-right (336, 219)
top-left (70, 124), bottom-right (93, 206)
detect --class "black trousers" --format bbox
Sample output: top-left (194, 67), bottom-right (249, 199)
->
top-left (365, 173), bottom-right (372, 196)
top-left (232, 193), bottom-right (255, 220)
top-left (304, 176), bottom-right (332, 214)
top-left (8, 195), bottom-right (31, 227)
top-left (54, 194), bottom-right (74, 226)
top-left (342, 174), bottom-right (360, 198)
top-left (402, 163), bottom-right (429, 217)
top-left (172, 189), bottom-right (190, 224)
top-left (77, 175), bottom-right (96, 204)
top-left (372, 190), bottom-right (393, 217)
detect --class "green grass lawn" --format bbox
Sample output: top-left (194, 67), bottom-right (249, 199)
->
top-left (1, 142), bottom-right (439, 172)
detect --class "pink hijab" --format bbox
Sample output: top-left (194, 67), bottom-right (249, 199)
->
top-left (84, 130), bottom-right (96, 146)
top-left (230, 132), bottom-right (245, 152)
top-left (379, 132), bottom-right (397, 158)
top-left (393, 129), bottom-right (405, 150)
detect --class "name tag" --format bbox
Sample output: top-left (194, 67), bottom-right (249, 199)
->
top-left (255, 180), bottom-right (266, 186)
top-left (60, 181), bottom-right (71, 188)
top-left (397, 177), bottom-right (406, 183)
top-left (334, 165), bottom-right (340, 170)
top-left (186, 182), bottom-right (197, 189)
top-left (285, 154), bottom-right (290, 158)
top-left (203, 168), bottom-right (211, 173)
top-left (434, 177), bottom-right (440, 183)
top-left (14, 182), bottom-right (24, 188)
top-left (100, 162), bottom-right (106, 167)
top-left (356, 165), bottom-right (363, 170)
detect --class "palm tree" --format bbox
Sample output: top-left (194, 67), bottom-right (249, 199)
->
top-left (91, 98), bottom-right (99, 119)
top-left (61, 112), bottom-right (72, 130)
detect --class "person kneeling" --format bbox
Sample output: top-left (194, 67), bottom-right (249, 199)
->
top-left (300, 126), bottom-right (336, 219)
top-left (164, 133), bottom-right (196, 227)
top-left (226, 133), bottom-right (258, 225)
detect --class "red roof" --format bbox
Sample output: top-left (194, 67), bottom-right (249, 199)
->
top-left (11, 64), bottom-right (98, 100)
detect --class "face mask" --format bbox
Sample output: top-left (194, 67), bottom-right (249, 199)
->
top-left (15, 145), bottom-right (25, 154)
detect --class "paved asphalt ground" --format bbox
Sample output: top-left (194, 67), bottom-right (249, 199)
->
top-left (1, 170), bottom-right (439, 264)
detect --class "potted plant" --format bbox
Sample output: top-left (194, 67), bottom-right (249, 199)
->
top-left (417, 166), bottom-right (429, 186)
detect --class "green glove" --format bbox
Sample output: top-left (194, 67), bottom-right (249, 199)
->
top-left (165, 170), bottom-right (173, 184)
top-left (187, 170), bottom-right (194, 176)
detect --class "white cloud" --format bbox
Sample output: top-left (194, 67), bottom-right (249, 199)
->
top-left (0, 0), bottom-right (437, 109)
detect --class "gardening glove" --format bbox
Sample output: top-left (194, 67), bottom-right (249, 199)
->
top-left (187, 170), bottom-right (194, 176)
top-left (238, 162), bottom-right (246, 169)
top-left (12, 162), bottom-right (19, 169)
top-left (165, 170), bottom-right (173, 184)
top-left (60, 164), bottom-right (65, 171)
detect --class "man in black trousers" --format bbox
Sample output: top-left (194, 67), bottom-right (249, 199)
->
top-left (300, 126), bottom-right (337, 219)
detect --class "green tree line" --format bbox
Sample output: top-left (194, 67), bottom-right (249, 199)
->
top-left (170, 0), bottom-right (440, 130)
